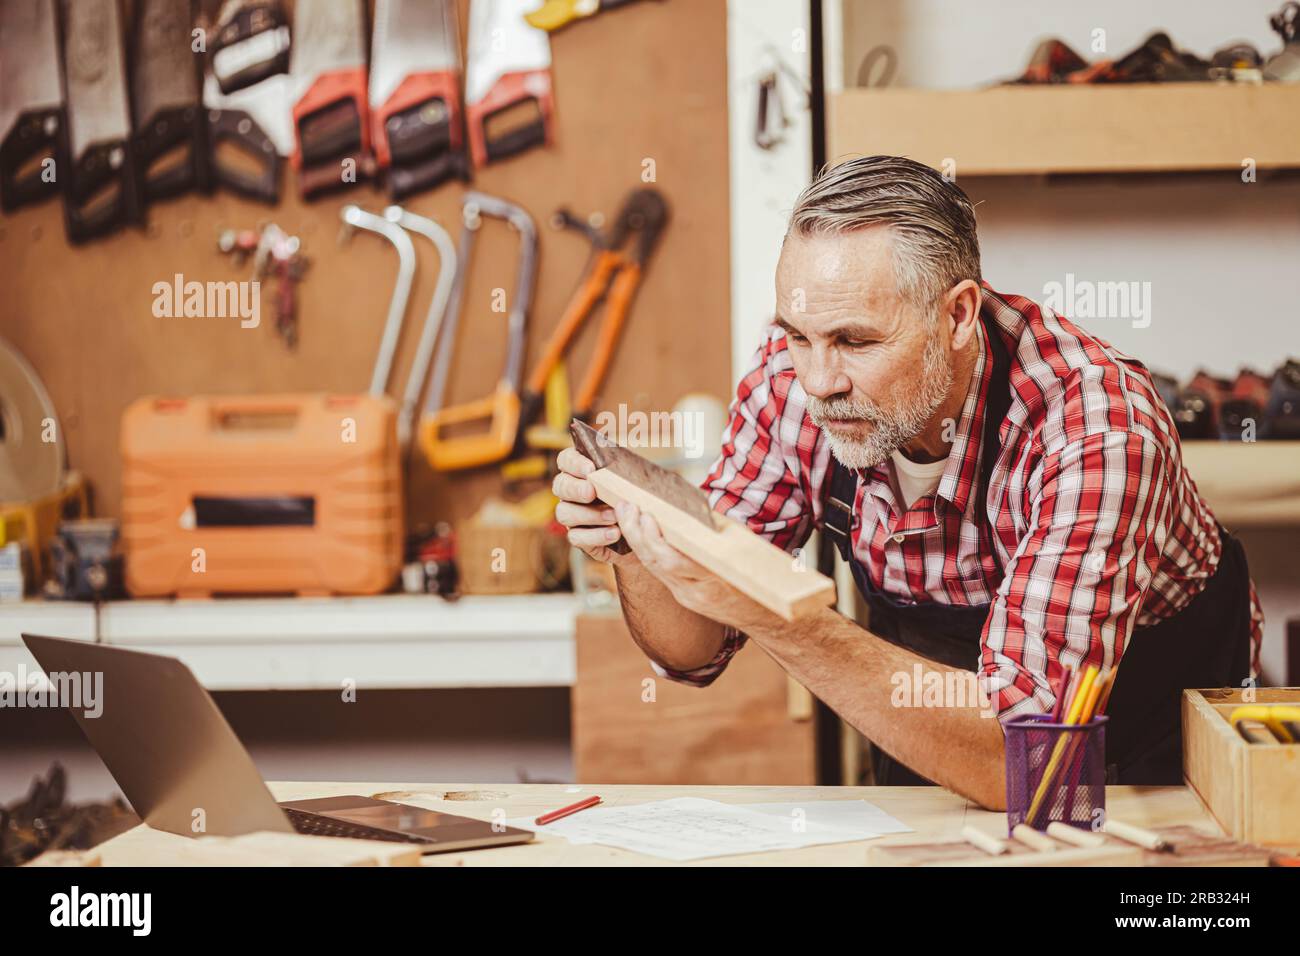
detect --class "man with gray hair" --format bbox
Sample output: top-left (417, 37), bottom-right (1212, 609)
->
top-left (554, 155), bottom-right (1259, 808)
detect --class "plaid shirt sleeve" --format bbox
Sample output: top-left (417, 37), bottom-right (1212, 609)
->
top-left (652, 327), bottom-right (818, 687)
top-left (980, 428), bottom-right (1174, 722)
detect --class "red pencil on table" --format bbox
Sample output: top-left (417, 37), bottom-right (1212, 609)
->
top-left (535, 795), bottom-right (602, 826)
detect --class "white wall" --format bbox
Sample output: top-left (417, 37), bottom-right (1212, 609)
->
top-left (831, 0), bottom-right (1298, 682)
top-left (727, 0), bottom-right (814, 380)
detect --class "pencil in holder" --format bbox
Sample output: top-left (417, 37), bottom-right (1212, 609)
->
top-left (1004, 713), bottom-right (1107, 833)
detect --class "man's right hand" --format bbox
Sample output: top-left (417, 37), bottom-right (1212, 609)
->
top-left (553, 447), bottom-right (639, 566)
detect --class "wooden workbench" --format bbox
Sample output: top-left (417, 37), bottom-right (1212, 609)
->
top-left (90, 781), bottom-right (1224, 867)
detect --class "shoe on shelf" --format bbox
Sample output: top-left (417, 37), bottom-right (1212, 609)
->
top-left (1209, 43), bottom-right (1264, 83)
top-left (1265, 2), bottom-right (1300, 80)
top-left (1010, 38), bottom-right (1090, 84)
top-left (1103, 32), bottom-right (1212, 83)
top-left (1172, 370), bottom-right (1232, 441)
top-left (1263, 358), bottom-right (1300, 439)
top-left (1219, 368), bottom-right (1272, 439)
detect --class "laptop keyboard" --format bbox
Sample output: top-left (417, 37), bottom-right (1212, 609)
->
top-left (282, 807), bottom-right (435, 844)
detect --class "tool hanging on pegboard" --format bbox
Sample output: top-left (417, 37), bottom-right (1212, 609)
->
top-left (465, 0), bottom-right (556, 169)
top-left (216, 223), bottom-right (310, 350)
top-left (200, 0), bottom-right (293, 203)
top-left (370, 0), bottom-right (469, 199)
top-left (519, 188), bottom-right (668, 447)
top-left (60, 0), bottom-right (142, 243)
top-left (291, 0), bottom-right (371, 199)
top-left (0, 0), bottom-right (67, 213)
top-left (420, 192), bottom-right (538, 471)
top-left (132, 0), bottom-right (212, 205)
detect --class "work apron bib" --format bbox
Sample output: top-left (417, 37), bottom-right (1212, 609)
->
top-left (822, 313), bottom-right (1254, 786)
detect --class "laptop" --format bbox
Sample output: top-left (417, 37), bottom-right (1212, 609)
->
top-left (21, 634), bottom-right (535, 853)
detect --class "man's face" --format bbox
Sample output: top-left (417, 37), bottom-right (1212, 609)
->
top-left (774, 228), bottom-right (953, 470)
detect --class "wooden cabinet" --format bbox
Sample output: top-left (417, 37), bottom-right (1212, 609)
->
top-left (571, 612), bottom-right (819, 785)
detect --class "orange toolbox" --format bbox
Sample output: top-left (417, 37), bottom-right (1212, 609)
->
top-left (121, 394), bottom-right (402, 597)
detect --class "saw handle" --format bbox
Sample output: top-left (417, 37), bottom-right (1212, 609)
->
top-left (466, 71), bottom-right (554, 168)
top-left (208, 108), bottom-right (281, 204)
top-left (0, 108), bottom-right (66, 212)
top-left (63, 140), bottom-right (142, 244)
top-left (136, 105), bottom-right (213, 202)
top-left (389, 150), bottom-right (469, 200)
top-left (293, 68), bottom-right (371, 200)
top-left (419, 382), bottom-right (520, 471)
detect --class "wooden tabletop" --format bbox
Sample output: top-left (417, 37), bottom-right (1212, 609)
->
top-left (217, 781), bottom-right (1215, 867)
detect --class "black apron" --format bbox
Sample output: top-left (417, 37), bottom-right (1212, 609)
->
top-left (821, 312), bottom-right (1254, 786)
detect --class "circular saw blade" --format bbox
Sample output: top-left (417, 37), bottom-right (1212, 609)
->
top-left (0, 337), bottom-right (65, 503)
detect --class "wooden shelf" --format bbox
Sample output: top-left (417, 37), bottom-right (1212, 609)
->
top-left (829, 84), bottom-right (1300, 176)
top-left (0, 593), bottom-right (579, 691)
top-left (1181, 441), bottom-right (1300, 527)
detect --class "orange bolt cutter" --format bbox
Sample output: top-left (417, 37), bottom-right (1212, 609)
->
top-left (516, 187), bottom-right (668, 449)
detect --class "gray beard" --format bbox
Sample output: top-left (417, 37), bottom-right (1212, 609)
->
top-left (807, 330), bottom-right (953, 471)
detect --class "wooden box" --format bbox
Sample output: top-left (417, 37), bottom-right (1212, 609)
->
top-left (1183, 687), bottom-right (1300, 847)
top-left (572, 612), bottom-right (818, 785)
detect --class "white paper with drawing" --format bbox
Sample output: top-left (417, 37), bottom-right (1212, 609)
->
top-left (508, 797), bottom-right (911, 861)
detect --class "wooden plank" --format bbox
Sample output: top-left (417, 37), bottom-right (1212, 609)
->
top-left (1183, 688), bottom-right (1248, 842)
top-left (571, 612), bottom-right (817, 785)
top-left (588, 467), bottom-right (836, 620)
top-left (829, 84), bottom-right (1300, 176)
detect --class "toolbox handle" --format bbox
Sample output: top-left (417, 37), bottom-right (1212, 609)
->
top-left (206, 397), bottom-right (306, 430)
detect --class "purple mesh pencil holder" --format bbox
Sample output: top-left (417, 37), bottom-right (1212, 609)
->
top-left (1004, 713), bottom-right (1107, 833)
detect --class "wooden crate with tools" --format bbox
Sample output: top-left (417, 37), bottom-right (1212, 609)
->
top-left (1183, 687), bottom-right (1300, 847)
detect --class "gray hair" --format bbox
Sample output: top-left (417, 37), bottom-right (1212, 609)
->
top-left (787, 155), bottom-right (982, 310)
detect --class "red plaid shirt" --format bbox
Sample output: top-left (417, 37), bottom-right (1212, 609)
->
top-left (660, 287), bottom-right (1263, 721)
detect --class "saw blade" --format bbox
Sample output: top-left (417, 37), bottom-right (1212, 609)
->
top-left (370, 0), bottom-right (460, 108)
top-left (132, 0), bottom-right (200, 125)
top-left (62, 0), bottom-right (133, 157)
top-left (0, 337), bottom-right (64, 503)
top-left (465, 0), bottom-right (552, 107)
top-left (290, 0), bottom-right (367, 79)
top-left (570, 420), bottom-right (715, 529)
top-left (0, 0), bottom-right (63, 141)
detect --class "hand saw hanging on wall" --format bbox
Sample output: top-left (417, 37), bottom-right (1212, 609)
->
top-left (465, 0), bottom-right (556, 168)
top-left (200, 0), bottom-right (293, 204)
top-left (369, 0), bottom-right (468, 199)
top-left (0, 0), bottom-right (67, 212)
top-left (131, 0), bottom-right (212, 204)
top-left (290, 0), bottom-right (370, 199)
top-left (60, 0), bottom-right (142, 243)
